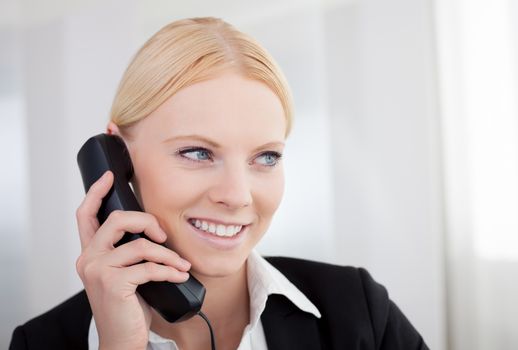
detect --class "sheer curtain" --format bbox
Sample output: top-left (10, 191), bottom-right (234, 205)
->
top-left (435, 0), bottom-right (518, 348)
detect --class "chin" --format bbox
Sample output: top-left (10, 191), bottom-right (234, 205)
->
top-left (188, 251), bottom-right (249, 279)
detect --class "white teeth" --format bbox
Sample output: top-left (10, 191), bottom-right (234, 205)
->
top-left (226, 225), bottom-right (235, 236)
top-left (216, 224), bottom-right (226, 236)
top-left (190, 219), bottom-right (244, 237)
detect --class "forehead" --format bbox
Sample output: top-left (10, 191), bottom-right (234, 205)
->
top-left (137, 73), bottom-right (286, 145)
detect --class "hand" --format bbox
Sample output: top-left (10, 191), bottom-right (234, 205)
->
top-left (75, 170), bottom-right (191, 350)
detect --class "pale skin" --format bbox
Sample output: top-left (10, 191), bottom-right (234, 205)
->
top-left (75, 72), bottom-right (287, 350)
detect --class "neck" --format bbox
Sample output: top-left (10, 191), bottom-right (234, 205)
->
top-left (150, 263), bottom-right (250, 350)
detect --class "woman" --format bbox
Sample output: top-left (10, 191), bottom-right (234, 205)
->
top-left (10, 17), bottom-right (428, 350)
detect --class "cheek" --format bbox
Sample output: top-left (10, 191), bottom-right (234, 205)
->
top-left (256, 170), bottom-right (285, 218)
top-left (132, 155), bottom-right (201, 214)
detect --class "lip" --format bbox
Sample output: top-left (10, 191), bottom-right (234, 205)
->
top-left (186, 219), bottom-right (249, 250)
top-left (187, 217), bottom-right (251, 226)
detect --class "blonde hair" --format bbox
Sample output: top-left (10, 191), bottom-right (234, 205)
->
top-left (110, 17), bottom-right (293, 137)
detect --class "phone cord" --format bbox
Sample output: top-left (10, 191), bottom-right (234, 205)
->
top-left (197, 311), bottom-right (216, 350)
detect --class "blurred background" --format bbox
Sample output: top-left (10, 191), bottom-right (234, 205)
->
top-left (1, 0), bottom-right (517, 349)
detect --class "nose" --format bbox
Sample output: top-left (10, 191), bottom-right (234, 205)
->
top-left (208, 163), bottom-right (253, 209)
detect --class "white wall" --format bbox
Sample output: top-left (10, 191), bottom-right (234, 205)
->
top-left (324, 1), bottom-right (445, 348)
top-left (0, 20), bottom-right (30, 346)
top-left (21, 0), bottom-right (140, 316)
top-left (0, 0), bottom-right (446, 348)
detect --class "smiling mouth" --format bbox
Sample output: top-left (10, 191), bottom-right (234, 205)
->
top-left (188, 218), bottom-right (246, 238)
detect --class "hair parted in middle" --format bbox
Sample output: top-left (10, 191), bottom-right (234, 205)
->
top-left (110, 17), bottom-right (293, 137)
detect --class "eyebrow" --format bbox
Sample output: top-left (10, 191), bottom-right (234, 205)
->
top-left (163, 135), bottom-right (220, 148)
top-left (162, 134), bottom-right (285, 151)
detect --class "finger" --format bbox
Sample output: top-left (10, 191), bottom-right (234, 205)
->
top-left (76, 170), bottom-right (114, 249)
top-left (104, 238), bottom-right (191, 271)
top-left (91, 211), bottom-right (167, 250)
top-left (123, 262), bottom-right (190, 286)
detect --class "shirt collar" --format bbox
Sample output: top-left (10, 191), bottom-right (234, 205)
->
top-left (247, 250), bottom-right (321, 329)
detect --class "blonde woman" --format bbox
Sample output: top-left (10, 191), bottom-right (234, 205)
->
top-left (10, 17), bottom-right (428, 350)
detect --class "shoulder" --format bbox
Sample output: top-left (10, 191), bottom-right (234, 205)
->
top-left (9, 291), bottom-right (91, 350)
top-left (265, 256), bottom-right (428, 350)
top-left (265, 256), bottom-right (386, 305)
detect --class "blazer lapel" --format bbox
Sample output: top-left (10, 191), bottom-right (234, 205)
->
top-left (261, 294), bottom-right (322, 350)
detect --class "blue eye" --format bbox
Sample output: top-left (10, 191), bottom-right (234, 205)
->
top-left (178, 148), bottom-right (212, 162)
top-left (256, 151), bottom-right (282, 167)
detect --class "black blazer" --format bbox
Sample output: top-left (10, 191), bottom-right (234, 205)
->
top-left (9, 257), bottom-right (428, 349)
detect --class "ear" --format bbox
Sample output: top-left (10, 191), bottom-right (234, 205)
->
top-left (106, 121), bottom-right (121, 136)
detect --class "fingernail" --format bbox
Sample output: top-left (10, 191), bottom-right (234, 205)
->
top-left (160, 230), bottom-right (168, 240)
top-left (100, 171), bottom-right (110, 180)
top-left (180, 258), bottom-right (191, 269)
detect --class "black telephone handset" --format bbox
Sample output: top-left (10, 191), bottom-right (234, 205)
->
top-left (77, 133), bottom-right (206, 323)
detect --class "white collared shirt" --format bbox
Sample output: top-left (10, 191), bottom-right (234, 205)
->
top-left (88, 250), bottom-right (321, 349)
